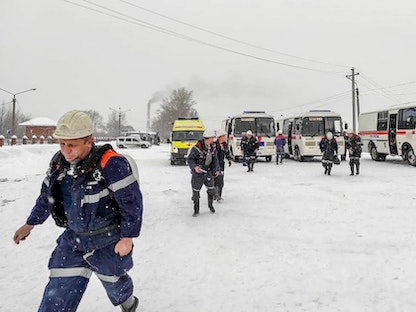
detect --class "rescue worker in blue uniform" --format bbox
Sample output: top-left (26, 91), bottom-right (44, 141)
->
top-left (187, 130), bottom-right (220, 217)
top-left (214, 130), bottom-right (232, 202)
top-left (319, 131), bottom-right (338, 175)
top-left (240, 130), bottom-right (259, 172)
top-left (13, 110), bottom-right (143, 312)
top-left (345, 129), bottom-right (362, 175)
top-left (274, 130), bottom-right (286, 165)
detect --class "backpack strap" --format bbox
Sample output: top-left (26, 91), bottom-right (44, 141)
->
top-left (79, 144), bottom-right (115, 174)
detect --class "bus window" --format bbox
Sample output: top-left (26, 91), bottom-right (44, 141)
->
top-left (325, 117), bottom-right (342, 136)
top-left (377, 111), bottom-right (388, 131)
top-left (301, 117), bottom-right (324, 136)
top-left (334, 119), bottom-right (341, 133)
top-left (256, 117), bottom-right (275, 136)
top-left (235, 118), bottom-right (255, 136)
top-left (398, 107), bottom-right (416, 129)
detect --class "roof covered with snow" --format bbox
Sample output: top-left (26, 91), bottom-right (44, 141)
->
top-left (19, 117), bottom-right (57, 126)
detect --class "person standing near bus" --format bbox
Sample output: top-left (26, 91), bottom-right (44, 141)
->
top-left (346, 129), bottom-right (363, 175)
top-left (214, 130), bottom-right (232, 202)
top-left (274, 130), bottom-right (286, 165)
top-left (319, 131), bottom-right (338, 175)
top-left (187, 130), bottom-right (220, 216)
top-left (240, 130), bottom-right (259, 172)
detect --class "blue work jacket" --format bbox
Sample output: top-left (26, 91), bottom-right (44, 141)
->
top-left (26, 145), bottom-right (143, 251)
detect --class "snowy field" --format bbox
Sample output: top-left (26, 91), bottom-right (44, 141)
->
top-left (1, 143), bottom-right (416, 312)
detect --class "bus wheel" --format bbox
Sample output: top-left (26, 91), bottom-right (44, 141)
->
top-left (370, 144), bottom-right (380, 161)
top-left (170, 160), bottom-right (175, 165)
top-left (407, 148), bottom-right (416, 166)
top-left (266, 156), bottom-right (272, 162)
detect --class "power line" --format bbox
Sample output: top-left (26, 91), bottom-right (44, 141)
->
top-left (359, 73), bottom-right (406, 104)
top-left (269, 90), bottom-right (351, 115)
top-left (64, 0), bottom-right (344, 74)
top-left (120, 0), bottom-right (348, 70)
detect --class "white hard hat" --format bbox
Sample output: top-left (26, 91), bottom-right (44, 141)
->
top-left (203, 130), bottom-right (216, 138)
top-left (346, 129), bottom-right (354, 134)
top-left (278, 130), bottom-right (282, 135)
top-left (246, 130), bottom-right (253, 136)
top-left (326, 131), bottom-right (333, 139)
top-left (53, 110), bottom-right (94, 139)
top-left (216, 130), bottom-right (227, 137)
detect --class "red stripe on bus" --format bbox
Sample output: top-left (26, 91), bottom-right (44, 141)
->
top-left (358, 130), bottom-right (388, 135)
top-left (359, 130), bottom-right (415, 136)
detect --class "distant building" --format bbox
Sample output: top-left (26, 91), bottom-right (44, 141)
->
top-left (19, 117), bottom-right (57, 139)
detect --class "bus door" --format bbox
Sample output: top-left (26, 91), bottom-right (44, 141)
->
top-left (287, 122), bottom-right (293, 155)
top-left (389, 113), bottom-right (398, 155)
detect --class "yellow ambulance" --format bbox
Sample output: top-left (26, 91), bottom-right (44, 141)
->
top-left (170, 117), bottom-right (204, 165)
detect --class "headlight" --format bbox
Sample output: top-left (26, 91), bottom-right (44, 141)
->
top-left (172, 147), bottom-right (179, 153)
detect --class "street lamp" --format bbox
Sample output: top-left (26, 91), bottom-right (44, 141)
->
top-left (0, 87), bottom-right (36, 135)
top-left (109, 107), bottom-right (131, 136)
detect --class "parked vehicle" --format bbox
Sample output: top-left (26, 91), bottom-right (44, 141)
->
top-left (170, 117), bottom-right (204, 165)
top-left (359, 102), bottom-right (416, 165)
top-left (276, 110), bottom-right (346, 161)
top-left (221, 111), bottom-right (276, 162)
top-left (116, 136), bottom-right (151, 149)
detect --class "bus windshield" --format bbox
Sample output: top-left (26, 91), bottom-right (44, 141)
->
top-left (301, 117), bottom-right (342, 136)
top-left (172, 131), bottom-right (204, 141)
top-left (235, 117), bottom-right (275, 137)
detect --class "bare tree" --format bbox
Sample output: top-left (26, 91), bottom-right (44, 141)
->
top-left (106, 110), bottom-right (129, 137)
top-left (84, 110), bottom-right (107, 137)
top-left (151, 88), bottom-right (198, 140)
top-left (0, 102), bottom-right (31, 137)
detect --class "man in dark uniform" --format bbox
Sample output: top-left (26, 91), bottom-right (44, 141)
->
top-left (346, 129), bottom-right (363, 175)
top-left (214, 130), bottom-right (232, 202)
top-left (240, 130), bottom-right (259, 172)
top-left (13, 110), bottom-right (142, 312)
top-left (187, 130), bottom-right (220, 217)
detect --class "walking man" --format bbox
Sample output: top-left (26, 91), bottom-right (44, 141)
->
top-left (240, 130), bottom-right (259, 172)
top-left (214, 130), bottom-right (232, 202)
top-left (319, 131), bottom-right (338, 175)
top-left (346, 129), bottom-right (363, 175)
top-left (13, 110), bottom-right (143, 312)
top-left (274, 130), bottom-right (286, 165)
top-left (187, 130), bottom-right (220, 216)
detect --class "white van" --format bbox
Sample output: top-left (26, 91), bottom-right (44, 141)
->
top-left (116, 136), bottom-right (151, 149)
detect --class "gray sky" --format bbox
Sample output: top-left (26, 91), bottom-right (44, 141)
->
top-left (1, 0), bottom-right (416, 131)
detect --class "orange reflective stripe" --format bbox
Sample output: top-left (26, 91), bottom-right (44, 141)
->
top-left (100, 150), bottom-right (119, 168)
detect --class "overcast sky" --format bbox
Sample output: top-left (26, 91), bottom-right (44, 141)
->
top-left (1, 0), bottom-right (416, 131)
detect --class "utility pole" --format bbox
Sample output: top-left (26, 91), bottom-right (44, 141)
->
top-left (109, 106), bottom-right (131, 136)
top-left (0, 87), bottom-right (36, 135)
top-left (346, 68), bottom-right (359, 133)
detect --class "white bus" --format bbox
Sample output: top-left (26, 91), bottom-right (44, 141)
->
top-left (222, 111), bottom-right (276, 162)
top-left (358, 102), bottom-right (416, 165)
top-left (276, 110), bottom-right (346, 161)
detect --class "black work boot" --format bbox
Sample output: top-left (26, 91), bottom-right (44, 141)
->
top-left (349, 160), bottom-right (355, 175)
top-left (193, 199), bottom-right (200, 217)
top-left (355, 160), bottom-right (360, 175)
top-left (121, 296), bottom-right (139, 312)
top-left (192, 191), bottom-right (200, 217)
top-left (208, 195), bottom-right (215, 213)
top-left (217, 187), bottom-right (223, 202)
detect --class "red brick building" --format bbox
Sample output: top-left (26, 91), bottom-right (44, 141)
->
top-left (19, 117), bottom-right (57, 139)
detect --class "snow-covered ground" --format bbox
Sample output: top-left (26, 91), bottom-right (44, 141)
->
top-left (1, 143), bottom-right (416, 312)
